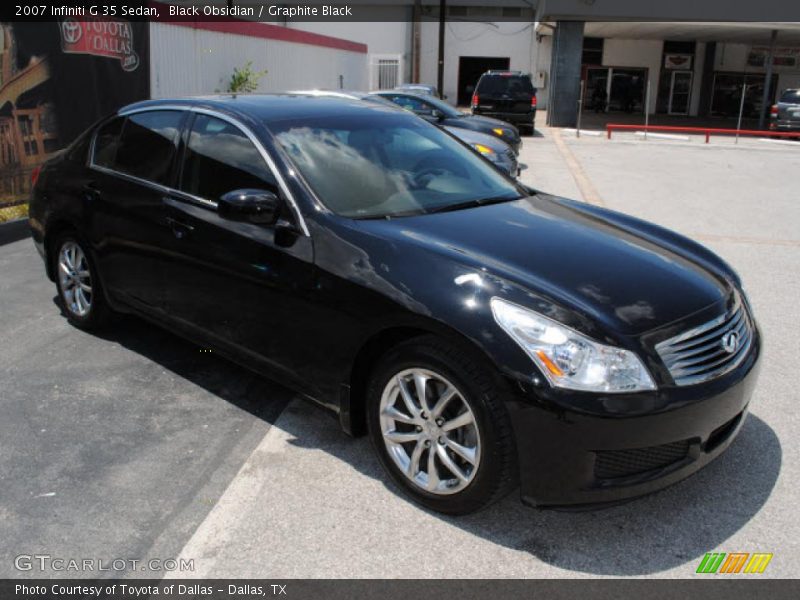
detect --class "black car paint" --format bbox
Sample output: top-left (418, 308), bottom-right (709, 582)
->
top-left (29, 95), bottom-right (760, 507)
top-left (373, 91), bottom-right (522, 153)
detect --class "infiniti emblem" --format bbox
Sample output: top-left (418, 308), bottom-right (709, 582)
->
top-left (720, 331), bottom-right (739, 354)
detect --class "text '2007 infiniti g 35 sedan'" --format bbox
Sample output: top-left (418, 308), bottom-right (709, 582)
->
top-left (29, 95), bottom-right (761, 514)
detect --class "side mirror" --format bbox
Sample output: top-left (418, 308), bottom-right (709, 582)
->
top-left (218, 189), bottom-right (280, 225)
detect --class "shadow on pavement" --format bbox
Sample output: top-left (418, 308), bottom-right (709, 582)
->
top-left (0, 219), bottom-right (29, 246)
top-left (66, 305), bottom-right (293, 425)
top-left (280, 399), bottom-right (780, 576)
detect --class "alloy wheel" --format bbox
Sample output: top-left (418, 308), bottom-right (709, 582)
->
top-left (58, 241), bottom-right (92, 318)
top-left (379, 368), bottom-right (481, 495)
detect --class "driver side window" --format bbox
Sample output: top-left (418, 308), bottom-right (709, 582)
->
top-left (179, 114), bottom-right (278, 202)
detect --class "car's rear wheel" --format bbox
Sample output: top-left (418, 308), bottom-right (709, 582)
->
top-left (54, 234), bottom-right (110, 330)
top-left (366, 335), bottom-right (517, 514)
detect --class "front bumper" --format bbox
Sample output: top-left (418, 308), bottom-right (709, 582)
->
top-left (771, 120), bottom-right (800, 132)
top-left (508, 332), bottom-right (761, 507)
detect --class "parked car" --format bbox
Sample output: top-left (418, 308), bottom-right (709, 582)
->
top-left (471, 70), bottom-right (537, 133)
top-left (442, 126), bottom-right (519, 178)
top-left (30, 95), bottom-right (760, 515)
top-left (394, 83), bottom-right (440, 97)
top-left (770, 89), bottom-right (800, 133)
top-left (290, 90), bottom-right (519, 177)
top-left (373, 90), bottom-right (521, 154)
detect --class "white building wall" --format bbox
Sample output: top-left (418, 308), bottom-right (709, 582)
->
top-left (288, 21), bottom-right (410, 56)
top-left (419, 21), bottom-right (536, 105)
top-left (149, 22), bottom-right (367, 98)
top-left (602, 38), bottom-right (664, 114)
top-left (289, 21), bottom-right (412, 87)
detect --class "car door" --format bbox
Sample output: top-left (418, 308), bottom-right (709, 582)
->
top-left (160, 111), bottom-right (316, 389)
top-left (88, 110), bottom-right (186, 312)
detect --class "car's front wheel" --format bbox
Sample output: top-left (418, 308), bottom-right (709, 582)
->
top-left (366, 335), bottom-right (517, 514)
top-left (54, 234), bottom-right (110, 330)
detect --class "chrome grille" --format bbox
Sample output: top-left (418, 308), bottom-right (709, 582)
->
top-left (656, 295), bottom-right (753, 386)
top-left (505, 149), bottom-right (518, 174)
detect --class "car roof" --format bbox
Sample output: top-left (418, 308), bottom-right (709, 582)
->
top-left (287, 89), bottom-right (371, 100)
top-left (481, 70), bottom-right (529, 78)
top-left (117, 94), bottom-right (398, 125)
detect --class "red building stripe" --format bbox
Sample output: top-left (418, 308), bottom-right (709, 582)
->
top-left (149, 2), bottom-right (367, 54)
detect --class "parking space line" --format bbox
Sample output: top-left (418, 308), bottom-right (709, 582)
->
top-left (692, 233), bottom-right (800, 247)
top-left (550, 128), bottom-right (605, 207)
top-left (172, 398), bottom-right (300, 578)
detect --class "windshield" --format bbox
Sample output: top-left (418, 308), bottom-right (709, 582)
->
top-left (270, 112), bottom-right (523, 219)
top-left (779, 90), bottom-right (800, 103)
top-left (477, 75), bottom-right (534, 95)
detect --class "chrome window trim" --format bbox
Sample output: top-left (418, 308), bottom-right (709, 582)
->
top-left (89, 104), bottom-right (311, 237)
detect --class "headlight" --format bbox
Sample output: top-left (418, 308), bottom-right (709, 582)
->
top-left (492, 128), bottom-right (506, 137)
top-left (472, 143), bottom-right (495, 156)
top-left (490, 297), bottom-right (656, 393)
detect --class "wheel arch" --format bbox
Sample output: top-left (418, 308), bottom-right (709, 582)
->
top-left (341, 317), bottom-right (504, 437)
top-left (43, 218), bottom-right (81, 281)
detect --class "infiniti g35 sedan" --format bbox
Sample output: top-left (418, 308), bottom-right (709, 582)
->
top-left (29, 95), bottom-right (761, 514)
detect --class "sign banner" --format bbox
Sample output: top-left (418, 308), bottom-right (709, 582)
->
top-left (0, 21), bottom-right (149, 216)
top-left (59, 18), bottom-right (141, 72)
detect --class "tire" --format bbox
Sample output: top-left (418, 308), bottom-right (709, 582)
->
top-left (366, 335), bottom-right (518, 514)
top-left (53, 233), bottom-right (111, 331)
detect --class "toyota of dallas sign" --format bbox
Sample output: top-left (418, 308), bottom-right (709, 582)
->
top-left (60, 18), bottom-right (140, 72)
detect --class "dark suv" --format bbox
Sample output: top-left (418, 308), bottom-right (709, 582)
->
top-left (471, 70), bottom-right (537, 133)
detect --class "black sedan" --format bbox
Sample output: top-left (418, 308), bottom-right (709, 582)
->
top-left (29, 96), bottom-right (760, 514)
top-left (372, 90), bottom-right (521, 154)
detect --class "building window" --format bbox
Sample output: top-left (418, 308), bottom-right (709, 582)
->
top-left (17, 115), bottom-right (33, 137)
top-left (370, 55), bottom-right (403, 90)
top-left (582, 37), bottom-right (604, 65)
top-left (24, 140), bottom-right (38, 156)
top-left (378, 59), bottom-right (399, 89)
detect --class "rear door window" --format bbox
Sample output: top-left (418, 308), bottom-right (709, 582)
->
top-left (179, 114), bottom-right (278, 202)
top-left (113, 110), bottom-right (184, 185)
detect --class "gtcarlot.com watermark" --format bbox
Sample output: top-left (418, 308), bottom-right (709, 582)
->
top-left (14, 554), bottom-right (194, 573)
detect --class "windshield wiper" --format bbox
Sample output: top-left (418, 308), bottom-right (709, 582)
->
top-left (427, 195), bottom-right (522, 214)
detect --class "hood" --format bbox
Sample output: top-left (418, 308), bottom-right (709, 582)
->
top-left (459, 115), bottom-right (520, 137)
top-left (352, 194), bottom-right (731, 336)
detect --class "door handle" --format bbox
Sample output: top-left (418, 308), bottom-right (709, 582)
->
top-left (82, 181), bottom-right (102, 201)
top-left (165, 216), bottom-right (194, 239)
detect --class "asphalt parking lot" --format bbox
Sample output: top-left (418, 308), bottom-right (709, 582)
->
top-left (1, 127), bottom-right (798, 579)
